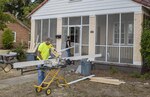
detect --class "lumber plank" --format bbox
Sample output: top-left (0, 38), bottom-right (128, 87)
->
top-left (90, 77), bottom-right (125, 85)
top-left (90, 77), bottom-right (120, 82)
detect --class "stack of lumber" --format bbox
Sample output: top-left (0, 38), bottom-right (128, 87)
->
top-left (90, 77), bottom-right (125, 85)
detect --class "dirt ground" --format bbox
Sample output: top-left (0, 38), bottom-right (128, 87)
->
top-left (0, 67), bottom-right (150, 97)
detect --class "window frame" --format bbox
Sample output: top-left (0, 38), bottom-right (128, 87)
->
top-left (113, 22), bottom-right (125, 45)
top-left (12, 31), bottom-right (16, 42)
top-left (127, 22), bottom-right (134, 45)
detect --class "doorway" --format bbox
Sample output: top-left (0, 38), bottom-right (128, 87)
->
top-left (69, 26), bottom-right (81, 56)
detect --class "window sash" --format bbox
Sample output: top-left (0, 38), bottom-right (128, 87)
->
top-left (127, 23), bottom-right (133, 45)
top-left (113, 23), bottom-right (125, 45)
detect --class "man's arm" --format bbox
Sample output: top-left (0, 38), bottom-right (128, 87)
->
top-left (67, 40), bottom-right (70, 47)
top-left (37, 51), bottom-right (43, 60)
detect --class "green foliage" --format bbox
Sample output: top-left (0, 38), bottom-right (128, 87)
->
top-left (141, 73), bottom-right (150, 80)
top-left (130, 71), bottom-right (141, 78)
top-left (12, 43), bottom-right (26, 61)
top-left (0, 0), bottom-right (14, 31)
top-left (109, 66), bottom-right (118, 74)
top-left (141, 19), bottom-right (150, 67)
top-left (2, 29), bottom-right (14, 49)
top-left (131, 71), bottom-right (150, 80)
top-left (4, 0), bottom-right (44, 26)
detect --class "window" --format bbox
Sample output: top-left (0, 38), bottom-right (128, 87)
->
top-left (127, 23), bottom-right (133, 44)
top-left (113, 23), bottom-right (125, 44)
top-left (12, 31), bottom-right (16, 42)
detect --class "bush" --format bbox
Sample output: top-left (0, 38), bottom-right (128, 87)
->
top-left (2, 29), bottom-right (14, 49)
top-left (131, 72), bottom-right (150, 80)
top-left (12, 43), bottom-right (26, 61)
top-left (140, 18), bottom-right (150, 73)
top-left (130, 72), bottom-right (141, 78)
top-left (109, 66), bottom-right (118, 74)
top-left (141, 73), bottom-right (150, 80)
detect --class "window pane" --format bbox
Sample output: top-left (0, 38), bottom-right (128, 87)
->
top-left (108, 14), bottom-right (119, 45)
top-left (108, 14), bottom-right (119, 62)
top-left (83, 16), bottom-right (89, 24)
top-left (35, 20), bottom-right (41, 42)
top-left (61, 27), bottom-right (68, 49)
top-left (96, 15), bottom-right (106, 45)
top-left (121, 13), bottom-right (134, 45)
top-left (42, 19), bottom-right (49, 41)
top-left (82, 26), bottom-right (89, 44)
top-left (50, 19), bottom-right (57, 44)
top-left (62, 18), bottom-right (68, 25)
top-left (128, 23), bottom-right (133, 44)
top-left (69, 17), bottom-right (81, 25)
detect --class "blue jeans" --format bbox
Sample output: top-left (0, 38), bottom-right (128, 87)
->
top-left (37, 65), bottom-right (45, 85)
top-left (66, 49), bottom-right (71, 57)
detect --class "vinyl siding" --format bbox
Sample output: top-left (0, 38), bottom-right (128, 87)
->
top-left (32, 0), bottom-right (142, 19)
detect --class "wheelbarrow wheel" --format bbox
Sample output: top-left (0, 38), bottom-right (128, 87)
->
top-left (35, 87), bottom-right (42, 93)
top-left (45, 88), bottom-right (51, 95)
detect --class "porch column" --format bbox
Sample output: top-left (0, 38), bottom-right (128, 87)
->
top-left (89, 15), bottom-right (96, 55)
top-left (30, 19), bottom-right (36, 50)
top-left (133, 13), bottom-right (143, 65)
top-left (56, 18), bottom-right (62, 51)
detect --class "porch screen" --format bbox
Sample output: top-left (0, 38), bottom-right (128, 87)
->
top-left (35, 20), bottom-right (41, 43)
top-left (42, 19), bottom-right (49, 41)
top-left (96, 15), bottom-right (106, 61)
top-left (50, 19), bottom-right (57, 44)
top-left (96, 13), bottom-right (134, 64)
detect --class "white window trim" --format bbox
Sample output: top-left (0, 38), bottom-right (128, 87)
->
top-left (113, 22), bottom-right (125, 45)
top-left (127, 21), bottom-right (134, 45)
top-left (12, 31), bottom-right (16, 42)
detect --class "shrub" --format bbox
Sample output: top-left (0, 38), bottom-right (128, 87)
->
top-left (2, 29), bottom-right (14, 49)
top-left (109, 66), bottom-right (118, 74)
top-left (141, 73), bottom-right (150, 80)
top-left (12, 43), bottom-right (26, 61)
top-left (130, 71), bottom-right (141, 78)
top-left (141, 19), bottom-right (150, 69)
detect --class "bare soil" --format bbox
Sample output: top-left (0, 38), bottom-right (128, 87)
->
top-left (0, 68), bottom-right (150, 97)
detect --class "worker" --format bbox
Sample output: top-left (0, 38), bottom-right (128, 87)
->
top-left (37, 37), bottom-right (54, 85)
top-left (66, 36), bottom-right (71, 57)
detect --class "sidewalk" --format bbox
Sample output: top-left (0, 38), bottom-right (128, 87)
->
top-left (0, 74), bottom-right (37, 89)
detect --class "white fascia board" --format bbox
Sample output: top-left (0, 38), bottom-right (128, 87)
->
top-left (31, 6), bottom-right (142, 20)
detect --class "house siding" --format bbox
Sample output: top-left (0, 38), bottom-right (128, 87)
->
top-left (31, 0), bottom-right (142, 19)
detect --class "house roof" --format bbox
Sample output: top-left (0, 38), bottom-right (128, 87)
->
top-left (27, 0), bottom-right (150, 18)
top-left (9, 14), bottom-right (31, 31)
top-left (27, 0), bottom-right (48, 18)
top-left (133, 0), bottom-right (150, 7)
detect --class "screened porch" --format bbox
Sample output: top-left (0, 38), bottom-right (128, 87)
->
top-left (95, 13), bottom-right (134, 64)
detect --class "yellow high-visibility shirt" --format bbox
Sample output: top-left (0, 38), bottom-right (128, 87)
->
top-left (37, 42), bottom-right (53, 60)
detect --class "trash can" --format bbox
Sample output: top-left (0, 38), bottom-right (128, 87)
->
top-left (26, 53), bottom-right (36, 61)
top-left (81, 59), bottom-right (91, 76)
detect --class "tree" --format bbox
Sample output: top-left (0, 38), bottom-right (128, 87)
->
top-left (2, 29), bottom-right (14, 49)
top-left (0, 0), bottom-right (14, 31)
top-left (5, 0), bottom-right (27, 20)
top-left (34, 0), bottom-right (44, 3)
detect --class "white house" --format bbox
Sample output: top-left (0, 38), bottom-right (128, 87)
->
top-left (28, 0), bottom-right (150, 67)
